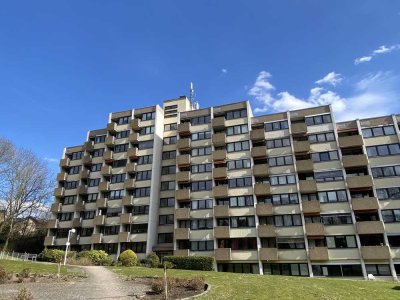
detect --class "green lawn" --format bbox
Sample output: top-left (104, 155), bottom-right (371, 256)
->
top-left (110, 266), bottom-right (400, 300)
top-left (0, 259), bottom-right (84, 276)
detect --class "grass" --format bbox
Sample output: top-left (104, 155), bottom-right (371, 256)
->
top-left (0, 259), bottom-right (85, 276)
top-left (110, 266), bottom-right (400, 300)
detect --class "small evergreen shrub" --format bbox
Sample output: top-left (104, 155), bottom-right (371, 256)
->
top-left (163, 256), bottom-right (214, 271)
top-left (77, 250), bottom-right (109, 265)
top-left (146, 252), bottom-right (160, 268)
top-left (39, 249), bottom-right (65, 263)
top-left (118, 250), bottom-right (137, 267)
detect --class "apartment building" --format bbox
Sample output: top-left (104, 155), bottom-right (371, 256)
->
top-left (45, 96), bottom-right (400, 279)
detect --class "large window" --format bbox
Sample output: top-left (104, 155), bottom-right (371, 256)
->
top-left (312, 264), bottom-right (362, 277)
top-left (263, 263), bottom-right (308, 276)
top-left (314, 170), bottom-right (344, 182)
top-left (365, 264), bottom-right (391, 276)
top-left (95, 135), bottom-right (106, 143)
top-left (319, 214), bottom-right (352, 225)
top-left (159, 214), bottom-right (174, 225)
top-left (191, 115), bottom-right (211, 125)
top-left (161, 165), bottom-right (176, 175)
top-left (305, 114), bottom-right (332, 126)
top-left (264, 120), bottom-right (289, 132)
top-left (71, 151), bottom-right (84, 160)
top-left (225, 109), bottom-right (247, 120)
top-left (260, 214), bottom-right (302, 227)
top-left (191, 218), bottom-right (213, 230)
top-left (141, 112), bottom-right (155, 121)
top-left (134, 187), bottom-right (151, 197)
top-left (138, 155), bottom-right (153, 165)
top-left (270, 174), bottom-right (296, 186)
top-left (191, 147), bottom-right (212, 157)
top-left (191, 131), bottom-right (211, 141)
top-left (120, 242), bottom-right (146, 253)
top-left (140, 126), bottom-right (155, 135)
top-left (116, 130), bottom-right (129, 139)
top-left (109, 189), bottom-right (124, 200)
top-left (191, 180), bottom-right (212, 191)
top-left (91, 163), bottom-right (102, 172)
top-left (325, 235), bottom-right (357, 248)
top-left (136, 170), bottom-right (152, 181)
top-left (57, 212), bottom-right (73, 221)
top-left (190, 240), bottom-right (214, 251)
top-left (308, 132), bottom-right (335, 144)
top-left (230, 216), bottom-right (255, 228)
top-left (266, 137), bottom-right (291, 149)
top-left (160, 197), bottom-right (175, 207)
top-left (227, 141), bottom-right (250, 152)
top-left (268, 155), bottom-right (293, 167)
top-left (376, 187), bottom-right (400, 200)
top-left (158, 233), bottom-right (173, 243)
top-left (228, 177), bottom-right (252, 188)
top-left (132, 205), bottom-right (149, 215)
top-left (191, 199), bottom-right (213, 210)
top-left (362, 125), bottom-right (396, 138)
top-left (191, 163), bottom-right (212, 173)
top-left (311, 150), bottom-right (339, 162)
top-left (164, 123), bottom-right (177, 131)
top-left (227, 159), bottom-right (251, 170)
top-left (163, 136), bottom-right (177, 145)
top-left (101, 226), bottom-right (119, 235)
top-left (117, 116), bottom-right (130, 125)
top-left (162, 151), bottom-right (176, 160)
top-left (161, 181), bottom-right (175, 191)
top-left (114, 144), bottom-right (128, 153)
top-left (138, 140), bottom-right (154, 150)
top-left (371, 165), bottom-right (400, 178)
top-left (69, 165), bottom-right (81, 175)
top-left (216, 195), bottom-right (254, 207)
top-left (367, 144), bottom-right (400, 158)
top-left (111, 173), bottom-right (126, 184)
top-left (226, 124), bottom-right (248, 136)
top-left (276, 237), bottom-right (305, 249)
top-left (113, 159), bottom-right (127, 168)
top-left (259, 193), bottom-right (299, 205)
top-left (382, 209), bottom-right (400, 223)
top-left (62, 196), bottom-right (76, 205)
top-left (317, 190), bottom-right (348, 203)
top-left (65, 181), bottom-right (78, 189)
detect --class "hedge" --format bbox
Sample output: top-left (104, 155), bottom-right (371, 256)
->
top-left (163, 256), bottom-right (215, 271)
top-left (38, 249), bottom-right (65, 263)
top-left (118, 250), bottom-right (137, 267)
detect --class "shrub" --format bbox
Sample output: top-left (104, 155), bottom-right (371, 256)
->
top-left (186, 276), bottom-right (205, 291)
top-left (118, 250), bottom-right (137, 267)
top-left (77, 250), bottom-right (108, 266)
top-left (163, 256), bottom-right (214, 271)
top-left (163, 261), bottom-right (174, 269)
top-left (150, 278), bottom-right (164, 294)
top-left (146, 252), bottom-right (160, 268)
top-left (13, 287), bottom-right (33, 300)
top-left (21, 268), bottom-right (30, 278)
top-left (0, 265), bottom-right (7, 284)
top-left (39, 249), bottom-right (65, 263)
top-left (67, 256), bottom-right (92, 266)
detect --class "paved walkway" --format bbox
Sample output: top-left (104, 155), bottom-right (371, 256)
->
top-left (0, 266), bottom-right (150, 300)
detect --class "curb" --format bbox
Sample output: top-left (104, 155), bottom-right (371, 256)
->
top-left (179, 283), bottom-right (211, 300)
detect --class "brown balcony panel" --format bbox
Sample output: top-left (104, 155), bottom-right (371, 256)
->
top-left (213, 185), bottom-right (229, 198)
top-left (84, 141), bottom-right (94, 152)
top-left (342, 154), bottom-right (368, 168)
top-left (131, 118), bottom-right (141, 131)
top-left (174, 249), bottom-right (190, 256)
top-left (75, 201), bottom-right (85, 211)
top-left (302, 200), bottom-right (321, 215)
top-left (305, 223), bottom-right (325, 237)
top-left (212, 117), bottom-right (226, 130)
top-left (122, 196), bottom-right (134, 206)
top-left (50, 202), bottom-right (61, 213)
top-left (291, 122), bottom-right (307, 136)
top-left (101, 165), bottom-right (112, 177)
top-left (346, 175), bottom-right (373, 190)
top-left (93, 215), bottom-right (105, 226)
top-left (361, 246), bottom-right (390, 260)
top-left (299, 180), bottom-right (317, 193)
top-left (91, 233), bottom-right (103, 244)
top-left (212, 132), bottom-right (226, 147)
top-left (177, 154), bottom-right (190, 167)
top-left (120, 213), bottom-right (132, 224)
top-left (352, 197), bottom-right (379, 212)
top-left (96, 198), bottom-right (108, 208)
top-left (309, 247), bottom-right (329, 261)
top-left (256, 203), bottom-right (273, 216)
top-left (99, 181), bottom-right (110, 192)
top-left (105, 136), bottom-right (115, 147)
top-left (253, 164), bottom-right (269, 177)
top-left (178, 123), bottom-right (191, 136)
top-left (126, 163), bottom-right (137, 174)
top-left (175, 228), bottom-right (190, 240)
top-left (214, 205), bottom-right (230, 217)
top-left (118, 232), bottom-right (130, 243)
top-left (213, 167), bottom-right (227, 180)
top-left (77, 185), bottom-right (87, 195)
top-left (213, 150), bottom-right (227, 163)
top-left (176, 189), bottom-right (190, 202)
top-left (59, 158), bottom-right (70, 169)
top-left (57, 172), bottom-right (67, 182)
top-left (214, 248), bottom-right (231, 261)
top-left (176, 171), bottom-right (190, 183)
top-left (82, 155), bottom-right (92, 166)
top-left (259, 248), bottom-right (278, 261)
top-left (80, 169), bottom-right (89, 180)
top-left (250, 129), bottom-right (265, 141)
top-left (177, 138), bottom-right (191, 151)
top-left (127, 148), bottom-right (139, 160)
top-left (47, 219), bottom-right (58, 229)
top-left (254, 183), bottom-right (271, 196)
top-left (72, 217), bottom-right (82, 227)
top-left (124, 178), bottom-right (136, 190)
top-left (107, 122), bottom-right (117, 133)
top-left (103, 151), bottom-right (113, 162)
top-left (251, 146), bottom-right (267, 159)
top-left (296, 160), bottom-right (314, 173)
top-left (175, 208), bottom-right (190, 219)
top-left (258, 225), bottom-right (276, 238)
top-left (339, 135), bottom-right (363, 148)
top-left (54, 187), bottom-right (64, 198)
top-left (214, 226), bottom-right (230, 238)
top-left (129, 132), bottom-right (139, 144)
top-left (293, 141), bottom-right (310, 153)
top-left (356, 221), bottom-right (384, 235)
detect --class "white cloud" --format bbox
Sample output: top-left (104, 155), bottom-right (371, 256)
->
top-left (373, 45), bottom-right (399, 54)
top-left (44, 157), bottom-right (58, 163)
top-left (315, 72), bottom-right (343, 86)
top-left (355, 44), bottom-right (400, 65)
top-left (221, 68), bottom-right (228, 74)
top-left (354, 56), bottom-right (372, 65)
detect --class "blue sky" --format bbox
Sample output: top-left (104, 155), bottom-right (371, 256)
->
top-left (0, 0), bottom-right (399, 174)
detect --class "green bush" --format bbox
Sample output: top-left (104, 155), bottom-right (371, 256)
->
top-left (163, 256), bottom-right (214, 271)
top-left (0, 265), bottom-right (7, 284)
top-left (118, 250), bottom-right (137, 267)
top-left (77, 250), bottom-right (109, 265)
top-left (146, 252), bottom-right (160, 268)
top-left (39, 249), bottom-right (65, 263)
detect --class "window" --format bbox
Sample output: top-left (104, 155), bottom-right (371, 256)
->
top-left (191, 163), bottom-right (212, 173)
top-left (190, 240), bottom-right (214, 251)
top-left (228, 177), bottom-right (252, 188)
top-left (276, 237), bottom-right (305, 249)
top-left (91, 163), bottom-right (102, 172)
top-left (314, 170), bottom-right (344, 182)
top-left (102, 226), bottom-right (120, 235)
top-left (259, 193), bottom-right (298, 205)
top-left (93, 243), bottom-right (118, 254)
top-left (191, 131), bottom-right (211, 141)
top-left (57, 212), bottom-right (73, 221)
top-left (318, 190), bottom-right (348, 203)
top-left (191, 115), bottom-right (211, 125)
top-left (308, 132), bottom-right (335, 144)
top-left (114, 144), bottom-right (129, 153)
top-left (164, 123), bottom-right (177, 131)
top-left (162, 151), bottom-right (176, 160)
top-left (268, 155), bottom-right (293, 167)
top-left (110, 173), bottom-right (125, 184)
top-left (133, 205), bottom-right (149, 215)
top-left (388, 235), bottom-right (400, 247)
top-left (260, 214), bottom-right (302, 227)
top-left (117, 116), bottom-right (130, 125)
top-left (362, 125), bottom-right (396, 138)
top-left (365, 264), bottom-right (391, 276)
top-left (191, 199), bottom-right (213, 210)
top-left (106, 207), bottom-right (122, 217)
top-left (93, 148), bottom-right (104, 157)
top-left (312, 265), bottom-right (362, 277)
top-left (128, 223), bottom-right (148, 233)
top-left (95, 135), bottom-right (106, 143)
top-left (134, 187), bottom-right (151, 197)
top-left (270, 174), bottom-right (296, 186)
top-left (226, 124), bottom-right (249, 136)
top-left (311, 150), bottom-right (339, 162)
top-left (87, 193), bottom-right (98, 203)
top-left (140, 126), bottom-right (155, 135)
top-left (62, 196), bottom-right (76, 205)
top-left (65, 181), bottom-right (78, 189)
top-left (163, 136), bottom-right (177, 145)
top-left (230, 216), bottom-right (255, 228)
top-left (116, 130), bottom-right (129, 139)
top-left (227, 141), bottom-right (250, 152)
top-left (120, 242), bottom-right (146, 253)
top-left (227, 159), bottom-right (251, 170)
top-left (325, 235), bottom-right (357, 248)
top-left (264, 120), bottom-right (289, 132)
top-left (141, 112), bottom-right (155, 121)
top-left (191, 180), bottom-right (212, 191)
top-left (69, 165), bottom-right (81, 175)
top-left (191, 218), bottom-right (213, 230)
top-left (161, 165), bottom-right (176, 175)
top-left (138, 155), bottom-right (153, 165)
top-left (81, 210), bottom-right (95, 220)
top-left (226, 109), bottom-right (247, 120)
top-left (138, 140), bottom-right (154, 149)
top-left (191, 147), bottom-right (212, 156)
top-left (218, 263), bottom-right (259, 274)
top-left (319, 214), bottom-right (352, 225)
top-left (266, 137), bottom-right (291, 148)
top-left (160, 197), bottom-right (175, 207)
top-left (79, 227), bottom-right (94, 236)
top-left (263, 263), bottom-right (309, 276)
top-left (161, 181), bottom-right (175, 191)
top-left (305, 114), bottom-right (332, 126)
top-left (371, 165), bottom-right (400, 178)
top-left (113, 159), bottom-right (127, 168)
top-left (217, 195), bottom-right (254, 207)
top-left (109, 189), bottom-right (124, 200)
top-left (158, 233), bottom-right (173, 243)
top-left (71, 151), bottom-right (83, 160)
top-left (159, 214), bottom-right (174, 225)
top-left (382, 209), bottom-right (400, 223)
top-left (376, 187), bottom-right (400, 200)
top-left (367, 144), bottom-right (400, 158)
top-left (136, 170), bottom-right (152, 181)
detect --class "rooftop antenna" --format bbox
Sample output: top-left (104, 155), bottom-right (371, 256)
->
top-left (189, 82), bottom-right (199, 110)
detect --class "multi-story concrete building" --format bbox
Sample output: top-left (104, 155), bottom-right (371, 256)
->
top-left (45, 96), bottom-right (400, 279)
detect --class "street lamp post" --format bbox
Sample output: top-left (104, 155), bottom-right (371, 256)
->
top-left (63, 228), bottom-right (76, 266)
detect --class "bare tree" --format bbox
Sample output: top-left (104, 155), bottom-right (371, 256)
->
top-left (0, 139), bottom-right (53, 250)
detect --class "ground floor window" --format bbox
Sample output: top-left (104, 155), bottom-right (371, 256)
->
top-left (120, 242), bottom-right (146, 253)
top-left (312, 264), bottom-right (362, 277)
top-left (93, 243), bottom-right (118, 255)
top-left (263, 263), bottom-right (309, 276)
top-left (394, 264), bottom-right (400, 275)
top-left (365, 264), bottom-right (391, 276)
top-left (217, 263), bottom-right (259, 274)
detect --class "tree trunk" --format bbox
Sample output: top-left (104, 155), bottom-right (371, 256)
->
top-left (3, 218), bottom-right (14, 251)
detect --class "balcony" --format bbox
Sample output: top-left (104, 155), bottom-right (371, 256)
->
top-left (131, 119), bottom-right (141, 131)
top-left (122, 196), bottom-right (134, 206)
top-left (174, 249), bottom-right (190, 256)
top-left (80, 169), bottom-right (89, 180)
top-left (299, 180), bottom-right (317, 193)
top-left (93, 215), bottom-right (105, 226)
top-left (101, 165), bottom-right (112, 177)
top-left (96, 197), bottom-right (107, 208)
top-left (250, 129), bottom-right (265, 141)
top-left (84, 141), bottom-right (94, 152)
top-left (177, 138), bottom-right (191, 151)
top-left (213, 149), bottom-right (227, 163)
top-left (91, 233), bottom-right (103, 244)
top-left (103, 150), bottom-right (113, 163)
top-left (342, 154), bottom-right (368, 168)
top-left (361, 246), bottom-right (390, 260)
top-left (259, 248), bottom-right (278, 261)
top-left (118, 232), bottom-right (130, 243)
top-left (258, 225), bottom-right (276, 237)
top-left (214, 205), bottom-right (230, 217)
top-left (302, 200), bottom-right (321, 215)
top-left (309, 247), bottom-right (329, 261)
top-left (126, 163), bottom-right (137, 174)
top-left (346, 175), bottom-right (373, 190)
top-left (129, 132), bottom-right (139, 144)
top-left (106, 122), bottom-right (117, 133)
top-left (54, 187), bottom-right (64, 198)
top-left (50, 202), bottom-right (61, 213)
top-left (214, 248), bottom-right (231, 261)
top-left (214, 226), bottom-right (230, 238)
top-left (253, 164), bottom-right (269, 177)
top-left (177, 154), bottom-right (190, 167)
top-left (47, 219), bottom-right (58, 229)
top-left (57, 172), bottom-right (67, 182)
top-left (296, 160), bottom-right (314, 173)
top-left (127, 148), bottom-right (139, 160)
top-left (75, 200), bottom-right (85, 211)
top-left (212, 132), bottom-right (226, 147)
top-left (105, 136), bottom-right (115, 147)
top-left (291, 122), bottom-right (307, 136)
top-left (82, 154), bottom-right (92, 166)
top-left (175, 228), bottom-right (190, 240)
top-left (256, 203), bottom-right (273, 216)
top-left (356, 221), bottom-right (384, 235)
top-left (305, 223), bottom-right (325, 237)
top-left (77, 185), bottom-right (87, 195)
top-left (338, 135), bottom-right (363, 148)
top-left (351, 197), bottom-right (379, 212)
top-left (213, 167), bottom-right (227, 180)
top-left (212, 117), bottom-right (226, 130)
top-left (254, 183), bottom-right (271, 196)
top-left (176, 171), bottom-right (190, 183)
top-left (175, 208), bottom-right (190, 219)
top-left (120, 213), bottom-right (132, 224)
top-left (59, 158), bottom-right (70, 169)
top-left (72, 217), bottom-right (82, 228)
top-left (251, 146), bottom-right (267, 159)
top-left (124, 178), bottom-right (136, 190)
top-left (213, 185), bottom-right (229, 198)
top-left (293, 141), bottom-right (310, 153)
top-left (176, 189), bottom-right (190, 201)
top-left (44, 236), bottom-right (55, 246)
top-left (99, 181), bottom-right (110, 192)
top-left (178, 123), bottom-right (191, 136)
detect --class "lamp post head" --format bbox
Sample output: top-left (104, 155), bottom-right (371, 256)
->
top-left (70, 229), bottom-right (76, 233)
